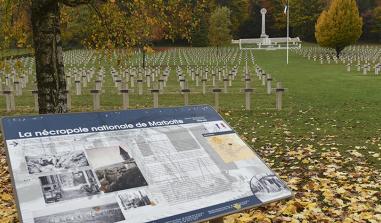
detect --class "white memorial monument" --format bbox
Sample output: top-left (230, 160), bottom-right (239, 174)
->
top-left (232, 8), bottom-right (301, 50)
top-left (260, 8), bottom-right (269, 39)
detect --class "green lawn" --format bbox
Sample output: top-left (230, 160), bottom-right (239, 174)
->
top-left (249, 48), bottom-right (381, 168)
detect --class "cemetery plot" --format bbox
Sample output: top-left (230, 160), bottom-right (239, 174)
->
top-left (2, 105), bottom-right (292, 223)
top-left (294, 45), bottom-right (381, 76)
top-left (0, 47), bottom-right (287, 112)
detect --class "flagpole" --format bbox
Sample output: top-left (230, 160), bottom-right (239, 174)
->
top-left (287, 0), bottom-right (289, 65)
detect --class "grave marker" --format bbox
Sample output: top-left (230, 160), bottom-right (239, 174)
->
top-left (75, 80), bottom-right (81, 95)
top-left (90, 89), bottom-right (101, 111)
top-left (32, 90), bottom-right (38, 112)
top-left (151, 89), bottom-right (160, 108)
top-left (181, 89), bottom-right (190, 105)
top-left (244, 88), bottom-right (254, 110)
top-left (212, 88), bottom-right (222, 110)
top-left (276, 82), bottom-right (285, 111)
top-left (121, 89), bottom-right (130, 109)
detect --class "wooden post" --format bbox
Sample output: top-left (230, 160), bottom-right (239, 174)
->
top-left (32, 90), bottom-right (39, 112)
top-left (91, 89), bottom-right (100, 111)
top-left (347, 64), bottom-right (351, 72)
top-left (151, 89), bottom-right (160, 108)
top-left (195, 74), bottom-right (199, 87)
top-left (212, 74), bottom-right (216, 87)
top-left (212, 88), bottom-right (222, 111)
top-left (75, 80), bottom-right (81, 95)
top-left (266, 77), bottom-right (273, 95)
top-left (244, 88), bottom-right (254, 110)
top-left (202, 79), bottom-right (207, 95)
top-left (121, 89), bottom-right (129, 109)
top-left (276, 82), bottom-right (285, 111)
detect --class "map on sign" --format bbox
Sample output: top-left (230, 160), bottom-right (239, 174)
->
top-left (2, 105), bottom-right (292, 223)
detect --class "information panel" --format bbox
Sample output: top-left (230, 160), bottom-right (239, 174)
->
top-left (2, 105), bottom-right (292, 223)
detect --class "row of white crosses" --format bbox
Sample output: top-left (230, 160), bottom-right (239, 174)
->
top-left (0, 47), bottom-right (287, 112)
top-left (62, 48), bottom-right (286, 111)
top-left (294, 46), bottom-right (381, 75)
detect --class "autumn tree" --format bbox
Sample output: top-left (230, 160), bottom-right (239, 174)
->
top-left (0, 2), bottom-right (33, 49)
top-left (1, 0), bottom-right (203, 113)
top-left (272, 0), bottom-right (325, 41)
top-left (191, 17), bottom-right (209, 47)
top-left (82, 0), bottom-right (204, 67)
top-left (208, 7), bottom-right (232, 49)
top-left (210, 0), bottom-right (249, 38)
top-left (315, 0), bottom-right (363, 57)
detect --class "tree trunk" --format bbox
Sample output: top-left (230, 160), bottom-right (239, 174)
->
top-left (31, 0), bottom-right (67, 114)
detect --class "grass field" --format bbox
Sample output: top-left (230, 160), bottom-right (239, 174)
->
top-left (0, 46), bottom-right (380, 222)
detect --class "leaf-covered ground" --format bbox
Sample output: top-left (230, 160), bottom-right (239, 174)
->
top-left (222, 110), bottom-right (381, 223)
top-left (1, 110), bottom-right (380, 222)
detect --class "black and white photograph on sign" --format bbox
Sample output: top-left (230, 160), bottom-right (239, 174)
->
top-left (250, 173), bottom-right (290, 202)
top-left (90, 146), bottom-right (148, 193)
top-left (33, 202), bottom-right (125, 223)
top-left (118, 189), bottom-right (152, 210)
top-left (96, 162), bottom-right (148, 193)
top-left (26, 150), bottom-right (89, 174)
top-left (39, 170), bottom-right (100, 203)
top-left (86, 146), bottom-right (135, 169)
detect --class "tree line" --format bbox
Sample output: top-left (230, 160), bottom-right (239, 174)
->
top-left (1, 0), bottom-right (380, 51)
